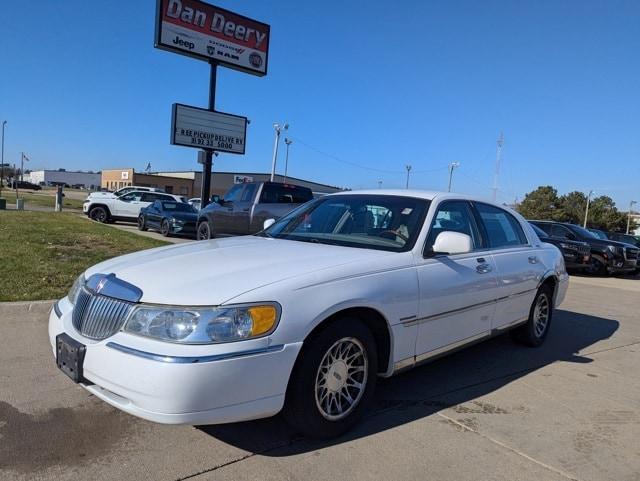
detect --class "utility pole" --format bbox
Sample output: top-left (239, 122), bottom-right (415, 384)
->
top-left (447, 162), bottom-right (460, 192)
top-left (270, 122), bottom-right (288, 181)
top-left (405, 165), bottom-right (412, 189)
top-left (492, 132), bottom-right (504, 201)
top-left (283, 138), bottom-right (292, 183)
top-left (1, 120), bottom-right (6, 197)
top-left (627, 200), bottom-right (637, 234)
top-left (583, 190), bottom-right (594, 228)
top-left (20, 152), bottom-right (28, 182)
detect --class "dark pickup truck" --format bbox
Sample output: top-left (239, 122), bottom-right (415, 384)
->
top-left (196, 181), bottom-right (314, 239)
top-left (530, 220), bottom-right (639, 276)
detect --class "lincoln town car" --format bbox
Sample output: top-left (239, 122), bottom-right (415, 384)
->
top-left (50, 191), bottom-right (568, 438)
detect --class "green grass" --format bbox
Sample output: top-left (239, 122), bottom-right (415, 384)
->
top-left (0, 211), bottom-right (168, 302)
top-left (0, 191), bottom-right (84, 210)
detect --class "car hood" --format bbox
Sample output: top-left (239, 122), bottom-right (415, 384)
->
top-left (584, 237), bottom-right (636, 249)
top-left (87, 192), bottom-right (117, 200)
top-left (85, 236), bottom-right (395, 305)
top-left (167, 211), bottom-right (198, 221)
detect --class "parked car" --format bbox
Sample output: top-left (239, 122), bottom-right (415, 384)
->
top-left (138, 200), bottom-right (198, 237)
top-left (83, 190), bottom-right (186, 223)
top-left (188, 197), bottom-right (201, 211)
top-left (50, 191), bottom-right (567, 438)
top-left (86, 186), bottom-right (165, 202)
top-left (531, 220), bottom-right (638, 275)
top-left (7, 180), bottom-right (42, 190)
top-left (606, 231), bottom-right (640, 248)
top-left (529, 223), bottom-right (590, 271)
top-left (196, 181), bottom-right (314, 239)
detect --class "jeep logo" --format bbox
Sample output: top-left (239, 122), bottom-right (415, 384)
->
top-left (173, 36), bottom-right (195, 50)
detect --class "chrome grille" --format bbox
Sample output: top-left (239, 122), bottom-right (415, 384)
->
top-left (624, 247), bottom-right (639, 261)
top-left (72, 289), bottom-right (134, 340)
top-left (577, 245), bottom-right (591, 256)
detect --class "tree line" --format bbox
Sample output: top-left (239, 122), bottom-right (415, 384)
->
top-left (516, 186), bottom-right (635, 232)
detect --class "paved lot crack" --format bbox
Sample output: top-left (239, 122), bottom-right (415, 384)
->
top-left (436, 412), bottom-right (582, 481)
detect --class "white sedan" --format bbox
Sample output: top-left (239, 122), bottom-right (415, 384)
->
top-left (50, 190), bottom-right (568, 438)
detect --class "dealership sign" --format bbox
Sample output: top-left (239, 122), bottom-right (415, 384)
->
top-left (155, 0), bottom-right (270, 76)
top-left (171, 103), bottom-right (247, 154)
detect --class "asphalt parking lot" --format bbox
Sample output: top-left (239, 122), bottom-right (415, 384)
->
top-left (1, 276), bottom-right (639, 481)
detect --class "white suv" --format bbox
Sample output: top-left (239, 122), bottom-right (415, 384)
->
top-left (83, 190), bottom-right (187, 223)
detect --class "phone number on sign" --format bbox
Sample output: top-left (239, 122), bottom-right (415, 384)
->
top-left (189, 137), bottom-right (236, 150)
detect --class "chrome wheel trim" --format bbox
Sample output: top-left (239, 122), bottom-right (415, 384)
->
top-left (315, 337), bottom-right (368, 421)
top-left (161, 220), bottom-right (170, 235)
top-left (533, 293), bottom-right (550, 338)
top-left (138, 216), bottom-right (145, 229)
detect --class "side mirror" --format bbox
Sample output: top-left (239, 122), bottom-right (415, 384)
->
top-left (431, 231), bottom-right (473, 256)
top-left (263, 218), bottom-right (276, 230)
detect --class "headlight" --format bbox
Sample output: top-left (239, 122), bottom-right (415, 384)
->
top-left (124, 303), bottom-right (280, 344)
top-left (67, 274), bottom-right (86, 305)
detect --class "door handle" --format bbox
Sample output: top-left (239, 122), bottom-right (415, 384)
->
top-left (242, 208), bottom-right (250, 212)
top-left (476, 263), bottom-right (492, 274)
top-left (528, 256), bottom-right (538, 264)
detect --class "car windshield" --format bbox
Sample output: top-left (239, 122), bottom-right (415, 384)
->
top-left (569, 224), bottom-right (597, 239)
top-left (161, 201), bottom-right (195, 212)
top-left (588, 228), bottom-right (608, 240)
top-left (260, 194), bottom-right (430, 252)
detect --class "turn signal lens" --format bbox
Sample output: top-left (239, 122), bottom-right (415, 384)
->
top-left (248, 306), bottom-right (278, 336)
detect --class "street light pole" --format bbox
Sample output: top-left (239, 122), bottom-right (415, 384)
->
top-left (447, 161), bottom-right (460, 192)
top-left (626, 200), bottom-right (637, 234)
top-left (583, 190), bottom-right (594, 228)
top-left (270, 122), bottom-right (288, 181)
top-left (0, 120), bottom-right (6, 196)
top-left (405, 165), bottom-right (412, 189)
top-left (283, 138), bottom-right (292, 183)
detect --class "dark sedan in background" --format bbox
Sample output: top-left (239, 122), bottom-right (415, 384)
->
top-left (530, 223), bottom-right (591, 271)
top-left (138, 200), bottom-right (198, 237)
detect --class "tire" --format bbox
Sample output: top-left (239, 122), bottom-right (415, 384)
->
top-left (89, 206), bottom-right (109, 223)
top-left (283, 317), bottom-right (378, 439)
top-left (196, 220), bottom-right (212, 240)
top-left (586, 255), bottom-right (608, 276)
top-left (160, 219), bottom-right (171, 237)
top-left (510, 285), bottom-right (553, 347)
top-left (137, 215), bottom-right (147, 231)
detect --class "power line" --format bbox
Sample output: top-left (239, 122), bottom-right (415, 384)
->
top-left (288, 136), bottom-right (448, 175)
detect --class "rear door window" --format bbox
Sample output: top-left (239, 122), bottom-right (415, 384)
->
top-left (259, 184), bottom-right (313, 204)
top-left (475, 203), bottom-right (528, 248)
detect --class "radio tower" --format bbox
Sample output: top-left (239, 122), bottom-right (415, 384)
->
top-left (491, 132), bottom-right (504, 202)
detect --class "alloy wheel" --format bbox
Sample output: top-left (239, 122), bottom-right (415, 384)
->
top-left (533, 293), bottom-right (550, 338)
top-left (315, 337), bottom-right (368, 421)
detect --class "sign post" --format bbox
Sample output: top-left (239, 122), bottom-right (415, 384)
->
top-left (154, 0), bottom-right (270, 208)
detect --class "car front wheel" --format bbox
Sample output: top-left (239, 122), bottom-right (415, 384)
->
top-left (284, 317), bottom-right (378, 439)
top-left (137, 215), bottom-right (147, 231)
top-left (196, 221), bottom-right (212, 240)
top-left (89, 206), bottom-right (109, 223)
top-left (160, 219), bottom-right (171, 237)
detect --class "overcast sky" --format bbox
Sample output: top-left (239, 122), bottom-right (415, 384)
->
top-left (1, 0), bottom-right (638, 206)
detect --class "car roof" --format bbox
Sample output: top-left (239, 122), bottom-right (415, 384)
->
top-left (327, 189), bottom-right (516, 210)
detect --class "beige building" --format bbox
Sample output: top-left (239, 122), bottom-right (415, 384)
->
top-left (101, 168), bottom-right (344, 199)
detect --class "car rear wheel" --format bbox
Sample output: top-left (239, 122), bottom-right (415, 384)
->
top-left (137, 215), bottom-right (147, 231)
top-left (284, 317), bottom-right (377, 439)
top-left (510, 284), bottom-right (553, 347)
top-left (160, 219), bottom-right (171, 237)
top-left (89, 206), bottom-right (109, 223)
top-left (196, 221), bottom-right (212, 240)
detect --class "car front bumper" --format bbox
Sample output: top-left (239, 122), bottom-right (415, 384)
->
top-left (49, 298), bottom-right (302, 425)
